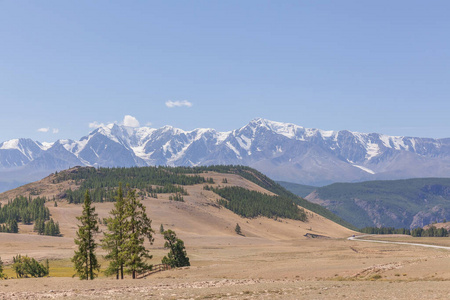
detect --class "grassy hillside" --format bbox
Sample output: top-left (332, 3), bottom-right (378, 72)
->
top-left (290, 178), bottom-right (450, 229)
top-left (55, 166), bottom-right (209, 204)
top-left (46, 165), bottom-right (353, 229)
top-left (189, 165), bottom-right (356, 229)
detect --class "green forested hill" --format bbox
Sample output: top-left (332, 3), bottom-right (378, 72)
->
top-left (52, 165), bottom-right (354, 229)
top-left (193, 165), bottom-right (355, 229)
top-left (284, 178), bottom-right (450, 229)
top-left (56, 166), bottom-right (208, 204)
top-left (277, 181), bottom-right (317, 198)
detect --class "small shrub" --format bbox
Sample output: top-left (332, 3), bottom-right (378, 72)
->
top-left (370, 274), bottom-right (382, 280)
top-left (12, 255), bottom-right (49, 278)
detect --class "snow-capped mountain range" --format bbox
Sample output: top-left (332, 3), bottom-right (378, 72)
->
top-left (1, 118), bottom-right (450, 192)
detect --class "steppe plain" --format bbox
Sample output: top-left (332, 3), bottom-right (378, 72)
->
top-left (1, 172), bottom-right (450, 299)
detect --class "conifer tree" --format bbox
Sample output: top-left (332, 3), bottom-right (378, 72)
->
top-left (235, 223), bottom-right (242, 235)
top-left (9, 219), bottom-right (19, 233)
top-left (72, 190), bottom-right (100, 280)
top-left (162, 229), bottom-right (190, 268)
top-left (34, 219), bottom-right (45, 235)
top-left (102, 183), bottom-right (127, 279)
top-left (0, 257), bottom-right (5, 279)
top-left (12, 255), bottom-right (49, 278)
top-left (123, 188), bottom-right (154, 279)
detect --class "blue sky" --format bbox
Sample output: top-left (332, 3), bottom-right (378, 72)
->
top-left (1, 1), bottom-right (449, 142)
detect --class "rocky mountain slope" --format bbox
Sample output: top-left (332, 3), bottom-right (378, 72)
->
top-left (2, 118), bottom-right (450, 192)
top-left (281, 178), bottom-right (450, 229)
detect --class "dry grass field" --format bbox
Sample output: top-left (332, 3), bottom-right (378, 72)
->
top-left (1, 171), bottom-right (450, 299)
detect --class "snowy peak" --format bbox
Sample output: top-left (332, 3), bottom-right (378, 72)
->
top-left (0, 138), bottom-right (44, 167)
top-left (1, 119), bottom-right (450, 187)
top-left (246, 118), bottom-right (303, 139)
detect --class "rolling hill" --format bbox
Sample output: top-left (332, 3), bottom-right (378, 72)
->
top-left (0, 165), bottom-right (356, 264)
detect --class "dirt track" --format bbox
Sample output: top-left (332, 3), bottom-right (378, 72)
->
top-left (1, 276), bottom-right (450, 299)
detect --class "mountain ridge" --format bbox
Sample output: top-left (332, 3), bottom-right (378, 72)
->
top-left (280, 178), bottom-right (450, 229)
top-left (1, 118), bottom-right (450, 191)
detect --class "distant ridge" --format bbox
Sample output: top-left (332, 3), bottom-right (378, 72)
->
top-left (283, 178), bottom-right (450, 229)
top-left (1, 118), bottom-right (450, 191)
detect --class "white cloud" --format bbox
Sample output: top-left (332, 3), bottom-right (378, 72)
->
top-left (123, 115), bottom-right (140, 127)
top-left (89, 116), bottom-right (141, 129)
top-left (37, 127), bottom-right (49, 133)
top-left (165, 100), bottom-right (193, 108)
top-left (52, 128), bottom-right (59, 134)
top-left (89, 121), bottom-right (106, 128)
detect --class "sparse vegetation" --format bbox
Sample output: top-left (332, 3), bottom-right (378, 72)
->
top-left (370, 274), bottom-right (382, 280)
top-left (169, 192), bottom-right (184, 202)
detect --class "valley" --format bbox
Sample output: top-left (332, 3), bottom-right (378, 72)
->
top-left (4, 1), bottom-right (450, 298)
top-left (281, 178), bottom-right (450, 230)
top-left (0, 167), bottom-right (450, 299)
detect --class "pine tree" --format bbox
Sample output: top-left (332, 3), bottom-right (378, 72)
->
top-left (160, 224), bottom-right (164, 234)
top-left (102, 183), bottom-right (127, 279)
top-left (123, 188), bottom-right (154, 279)
top-left (34, 219), bottom-right (45, 235)
top-left (161, 229), bottom-right (190, 268)
top-left (0, 256), bottom-right (5, 279)
top-left (43, 218), bottom-right (60, 236)
top-left (55, 221), bottom-right (60, 236)
top-left (72, 190), bottom-right (100, 280)
top-left (235, 223), bottom-right (242, 235)
top-left (9, 219), bottom-right (19, 233)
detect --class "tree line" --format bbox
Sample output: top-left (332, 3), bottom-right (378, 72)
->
top-left (193, 165), bottom-right (355, 229)
top-left (359, 227), bottom-right (411, 235)
top-left (72, 184), bottom-right (190, 280)
top-left (54, 165), bottom-right (354, 230)
top-left (57, 166), bottom-right (210, 204)
top-left (411, 226), bottom-right (448, 237)
top-left (360, 226), bottom-right (449, 237)
top-left (0, 196), bottom-right (50, 234)
top-left (209, 185), bottom-right (307, 221)
top-left (34, 218), bottom-right (60, 236)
